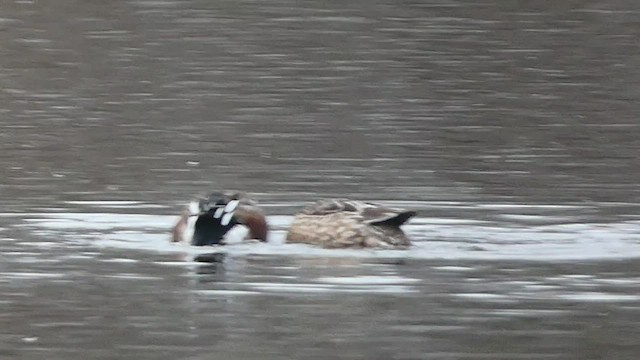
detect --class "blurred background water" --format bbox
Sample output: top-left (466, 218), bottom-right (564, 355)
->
top-left (1, 0), bottom-right (640, 359)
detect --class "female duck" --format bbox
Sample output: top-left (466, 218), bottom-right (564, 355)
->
top-left (172, 191), bottom-right (268, 246)
top-left (285, 199), bottom-right (416, 249)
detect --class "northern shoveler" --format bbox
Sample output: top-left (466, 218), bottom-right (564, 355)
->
top-left (285, 199), bottom-right (416, 248)
top-left (172, 191), bottom-right (268, 246)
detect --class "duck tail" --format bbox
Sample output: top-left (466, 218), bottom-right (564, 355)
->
top-left (171, 209), bottom-right (190, 243)
top-left (368, 211), bottom-right (416, 227)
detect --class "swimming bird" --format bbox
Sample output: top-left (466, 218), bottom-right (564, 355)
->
top-left (285, 199), bottom-right (416, 248)
top-left (171, 191), bottom-right (268, 246)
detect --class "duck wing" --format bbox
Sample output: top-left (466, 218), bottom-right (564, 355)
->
top-left (301, 199), bottom-right (416, 226)
top-left (190, 191), bottom-right (267, 245)
top-left (300, 199), bottom-right (361, 215)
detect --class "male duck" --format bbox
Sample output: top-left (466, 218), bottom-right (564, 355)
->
top-left (285, 199), bottom-right (416, 249)
top-left (172, 194), bottom-right (416, 249)
top-left (172, 191), bottom-right (268, 246)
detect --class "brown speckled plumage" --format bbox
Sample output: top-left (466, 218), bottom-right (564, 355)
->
top-left (286, 199), bottom-right (416, 249)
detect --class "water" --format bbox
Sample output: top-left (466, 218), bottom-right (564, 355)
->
top-left (2, 0), bottom-right (640, 358)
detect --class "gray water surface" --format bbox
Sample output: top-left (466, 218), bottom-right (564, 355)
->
top-left (2, 0), bottom-right (640, 359)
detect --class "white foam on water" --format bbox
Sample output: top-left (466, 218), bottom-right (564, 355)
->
top-left (100, 258), bottom-right (139, 263)
top-left (194, 290), bottom-right (260, 296)
top-left (452, 293), bottom-right (514, 301)
top-left (15, 211), bottom-right (640, 261)
top-left (244, 282), bottom-right (418, 294)
top-left (596, 278), bottom-right (640, 285)
top-left (65, 201), bottom-right (142, 206)
top-left (557, 292), bottom-right (640, 302)
top-left (2, 272), bottom-right (66, 279)
top-left (152, 261), bottom-right (204, 267)
top-left (64, 201), bottom-right (167, 209)
top-left (490, 309), bottom-right (570, 317)
top-left (21, 213), bottom-right (170, 230)
top-left (431, 266), bottom-right (477, 272)
top-left (317, 275), bottom-right (421, 285)
top-left (18, 241), bottom-right (63, 248)
top-left (475, 203), bottom-right (586, 210)
top-left (102, 274), bottom-right (163, 280)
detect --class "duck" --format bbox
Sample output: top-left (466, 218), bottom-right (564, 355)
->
top-left (171, 191), bottom-right (268, 246)
top-left (172, 194), bottom-right (416, 249)
top-left (285, 199), bottom-right (416, 249)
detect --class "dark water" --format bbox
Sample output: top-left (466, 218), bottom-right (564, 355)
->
top-left (2, 0), bottom-right (640, 359)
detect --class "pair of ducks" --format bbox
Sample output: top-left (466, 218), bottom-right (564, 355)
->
top-left (172, 191), bottom-right (416, 249)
